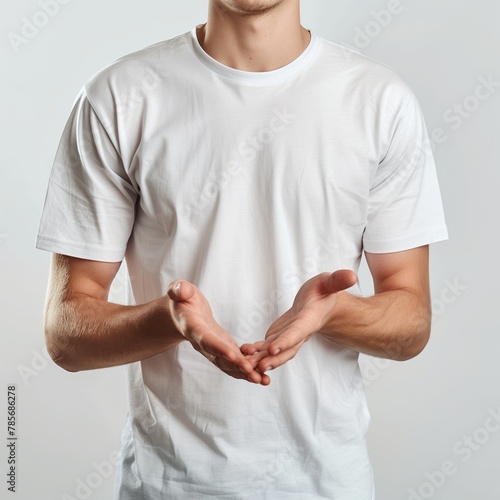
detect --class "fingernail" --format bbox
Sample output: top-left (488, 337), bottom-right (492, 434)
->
top-left (173, 282), bottom-right (181, 296)
top-left (264, 366), bottom-right (273, 372)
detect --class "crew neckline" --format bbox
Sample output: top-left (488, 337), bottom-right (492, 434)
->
top-left (187, 24), bottom-right (320, 87)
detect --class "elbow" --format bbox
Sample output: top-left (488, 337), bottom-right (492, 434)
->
top-left (393, 330), bottom-right (430, 361)
top-left (45, 331), bottom-right (81, 373)
top-left (410, 326), bottom-right (431, 359)
top-left (44, 310), bottom-right (82, 373)
top-left (389, 321), bottom-right (431, 362)
top-left (391, 294), bottom-right (432, 361)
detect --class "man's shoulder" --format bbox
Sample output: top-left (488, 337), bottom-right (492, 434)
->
top-left (318, 37), bottom-right (399, 77)
top-left (83, 30), bottom-right (191, 106)
top-left (318, 36), bottom-right (414, 105)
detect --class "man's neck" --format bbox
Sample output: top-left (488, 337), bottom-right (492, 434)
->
top-left (198, 0), bottom-right (310, 72)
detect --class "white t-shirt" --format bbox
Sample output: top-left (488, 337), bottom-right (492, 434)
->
top-left (36, 25), bottom-right (448, 500)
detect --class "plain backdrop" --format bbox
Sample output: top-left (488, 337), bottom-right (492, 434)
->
top-left (1, 1), bottom-right (499, 499)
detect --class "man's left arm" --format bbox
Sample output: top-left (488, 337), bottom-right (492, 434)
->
top-left (241, 245), bottom-right (431, 373)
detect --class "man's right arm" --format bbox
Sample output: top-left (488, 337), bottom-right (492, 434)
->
top-left (44, 253), bottom-right (184, 371)
top-left (43, 254), bottom-right (269, 385)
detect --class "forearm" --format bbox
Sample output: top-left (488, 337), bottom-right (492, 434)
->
top-left (45, 295), bottom-right (184, 372)
top-left (320, 288), bottom-right (431, 360)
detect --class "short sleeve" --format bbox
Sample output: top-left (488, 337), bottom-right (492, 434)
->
top-left (35, 89), bottom-right (138, 261)
top-left (362, 91), bottom-right (448, 253)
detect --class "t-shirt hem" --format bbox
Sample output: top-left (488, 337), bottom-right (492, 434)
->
top-left (363, 227), bottom-right (449, 254)
top-left (35, 234), bottom-right (125, 262)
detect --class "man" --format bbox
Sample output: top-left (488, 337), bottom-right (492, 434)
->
top-left (36, 0), bottom-right (448, 498)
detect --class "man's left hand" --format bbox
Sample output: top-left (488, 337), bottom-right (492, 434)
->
top-left (241, 269), bottom-right (357, 374)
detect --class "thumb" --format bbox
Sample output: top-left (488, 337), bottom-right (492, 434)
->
top-left (323, 269), bottom-right (358, 294)
top-left (167, 280), bottom-right (196, 302)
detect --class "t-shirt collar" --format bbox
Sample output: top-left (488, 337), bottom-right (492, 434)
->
top-left (187, 24), bottom-right (320, 87)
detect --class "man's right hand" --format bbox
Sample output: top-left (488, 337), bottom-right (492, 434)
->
top-left (167, 280), bottom-right (271, 386)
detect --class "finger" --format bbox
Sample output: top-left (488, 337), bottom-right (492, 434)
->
top-left (213, 357), bottom-right (249, 379)
top-left (215, 352), bottom-right (272, 385)
top-left (198, 334), bottom-right (241, 364)
top-left (244, 350), bottom-right (270, 367)
top-left (245, 330), bottom-right (282, 358)
top-left (167, 280), bottom-right (196, 302)
top-left (245, 366), bottom-right (271, 385)
top-left (209, 352), bottom-right (257, 381)
top-left (240, 341), bottom-right (267, 355)
top-left (187, 319), bottom-right (264, 381)
top-left (257, 341), bottom-right (305, 373)
top-left (265, 315), bottom-right (296, 340)
top-left (250, 333), bottom-right (280, 357)
top-left (322, 269), bottom-right (358, 294)
top-left (237, 356), bottom-right (265, 378)
top-left (265, 315), bottom-right (319, 356)
top-left (216, 357), bottom-right (269, 385)
top-left (201, 335), bottom-right (263, 380)
top-left (267, 329), bottom-right (301, 356)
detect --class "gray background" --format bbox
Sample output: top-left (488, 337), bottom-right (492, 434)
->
top-left (1, 1), bottom-right (498, 499)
